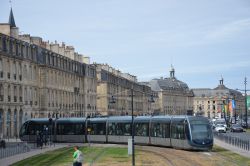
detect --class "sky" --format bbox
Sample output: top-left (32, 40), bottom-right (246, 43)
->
top-left (1, 0), bottom-right (250, 91)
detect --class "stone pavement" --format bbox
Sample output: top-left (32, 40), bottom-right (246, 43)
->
top-left (0, 144), bottom-right (68, 166)
top-left (214, 138), bottom-right (250, 158)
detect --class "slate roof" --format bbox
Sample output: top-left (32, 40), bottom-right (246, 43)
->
top-left (149, 77), bottom-right (190, 92)
top-left (9, 8), bottom-right (16, 27)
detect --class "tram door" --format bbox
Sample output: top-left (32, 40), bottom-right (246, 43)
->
top-left (171, 123), bottom-right (185, 148)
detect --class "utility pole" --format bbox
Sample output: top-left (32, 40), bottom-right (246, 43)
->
top-left (131, 88), bottom-right (135, 166)
top-left (236, 77), bottom-right (249, 129)
top-left (244, 77), bottom-right (248, 129)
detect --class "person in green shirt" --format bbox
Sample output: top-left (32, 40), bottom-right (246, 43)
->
top-left (73, 146), bottom-right (83, 166)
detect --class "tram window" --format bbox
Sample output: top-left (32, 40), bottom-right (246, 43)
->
top-left (108, 123), bottom-right (116, 135)
top-left (185, 123), bottom-right (190, 140)
top-left (108, 123), bottom-right (131, 136)
top-left (171, 124), bottom-right (184, 139)
top-left (151, 123), bottom-right (165, 138)
top-left (135, 123), bottom-right (149, 136)
top-left (57, 123), bottom-right (84, 135)
top-left (27, 123), bottom-right (45, 135)
top-left (90, 123), bottom-right (106, 135)
top-left (165, 124), bottom-right (170, 138)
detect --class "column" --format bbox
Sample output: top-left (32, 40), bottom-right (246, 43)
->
top-left (3, 107), bottom-right (7, 138)
top-left (10, 108), bottom-right (14, 138)
top-left (16, 107), bottom-right (20, 137)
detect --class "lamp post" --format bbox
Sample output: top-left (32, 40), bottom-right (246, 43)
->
top-left (131, 88), bottom-right (135, 166)
top-left (236, 77), bottom-right (250, 129)
top-left (109, 88), bottom-right (154, 166)
top-left (109, 88), bottom-right (135, 166)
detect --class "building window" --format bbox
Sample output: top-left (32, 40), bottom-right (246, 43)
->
top-left (0, 84), bottom-right (3, 101)
top-left (0, 58), bottom-right (3, 78)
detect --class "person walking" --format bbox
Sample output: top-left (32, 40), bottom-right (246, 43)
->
top-left (73, 146), bottom-right (83, 166)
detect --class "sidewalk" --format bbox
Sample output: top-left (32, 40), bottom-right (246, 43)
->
top-left (214, 138), bottom-right (250, 158)
top-left (0, 144), bottom-right (67, 166)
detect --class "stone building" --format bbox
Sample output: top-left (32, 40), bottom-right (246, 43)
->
top-left (95, 64), bottom-right (153, 116)
top-left (0, 9), bottom-right (97, 138)
top-left (192, 78), bottom-right (245, 119)
top-left (145, 66), bottom-right (194, 115)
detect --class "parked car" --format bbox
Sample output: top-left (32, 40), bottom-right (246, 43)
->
top-left (230, 124), bottom-right (244, 132)
top-left (214, 124), bottom-right (226, 133)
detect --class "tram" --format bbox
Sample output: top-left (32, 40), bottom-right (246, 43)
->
top-left (19, 115), bottom-right (213, 150)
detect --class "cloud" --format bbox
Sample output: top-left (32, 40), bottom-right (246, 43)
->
top-left (177, 60), bottom-right (250, 75)
top-left (142, 18), bottom-right (250, 48)
top-left (205, 18), bottom-right (250, 41)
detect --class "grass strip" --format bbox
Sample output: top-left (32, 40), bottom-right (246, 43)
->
top-left (212, 145), bottom-right (250, 166)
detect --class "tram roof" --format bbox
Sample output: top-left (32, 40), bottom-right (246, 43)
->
top-left (187, 116), bottom-right (209, 122)
top-left (89, 117), bottom-right (108, 122)
top-left (29, 118), bottom-right (54, 122)
top-left (134, 116), bottom-right (151, 123)
top-left (151, 115), bottom-right (172, 122)
top-left (108, 116), bottom-right (132, 122)
top-left (56, 117), bottom-right (86, 123)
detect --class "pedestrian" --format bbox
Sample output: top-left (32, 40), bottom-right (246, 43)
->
top-left (73, 146), bottom-right (83, 166)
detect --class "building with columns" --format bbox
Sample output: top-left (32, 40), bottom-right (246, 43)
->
top-left (0, 9), bottom-right (97, 138)
top-left (192, 78), bottom-right (245, 119)
top-left (95, 64), bottom-right (153, 116)
top-left (144, 66), bottom-right (194, 115)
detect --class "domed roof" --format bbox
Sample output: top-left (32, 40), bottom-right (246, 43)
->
top-left (148, 66), bottom-right (191, 93)
top-left (149, 77), bottom-right (190, 91)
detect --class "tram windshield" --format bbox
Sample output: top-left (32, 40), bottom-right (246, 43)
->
top-left (190, 120), bottom-right (212, 140)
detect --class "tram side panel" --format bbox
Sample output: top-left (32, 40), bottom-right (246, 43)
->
top-left (170, 121), bottom-right (189, 149)
top-left (56, 122), bottom-right (85, 143)
top-left (134, 122), bottom-right (150, 145)
top-left (150, 122), bottom-right (171, 147)
top-left (87, 121), bottom-right (107, 143)
top-left (107, 122), bottom-right (131, 143)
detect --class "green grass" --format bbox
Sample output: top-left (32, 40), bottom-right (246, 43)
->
top-left (11, 145), bottom-right (250, 166)
top-left (11, 146), bottom-right (130, 166)
top-left (212, 145), bottom-right (250, 166)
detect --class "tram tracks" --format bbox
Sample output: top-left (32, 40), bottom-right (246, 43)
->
top-left (137, 145), bottom-right (202, 166)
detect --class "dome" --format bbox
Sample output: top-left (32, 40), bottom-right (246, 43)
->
top-left (148, 66), bottom-right (191, 93)
top-left (149, 77), bottom-right (190, 92)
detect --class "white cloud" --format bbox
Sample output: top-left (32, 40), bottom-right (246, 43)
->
top-left (205, 18), bottom-right (250, 41)
top-left (142, 18), bottom-right (250, 48)
top-left (177, 60), bottom-right (250, 75)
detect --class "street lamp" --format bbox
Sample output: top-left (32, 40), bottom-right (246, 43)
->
top-left (109, 88), bottom-right (135, 166)
top-left (236, 77), bottom-right (250, 129)
top-left (109, 89), bottom-right (154, 166)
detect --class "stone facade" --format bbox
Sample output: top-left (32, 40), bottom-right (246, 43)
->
top-left (0, 10), bottom-right (97, 138)
top-left (95, 64), bottom-right (153, 116)
top-left (143, 66), bottom-right (194, 115)
top-left (192, 78), bottom-right (245, 119)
